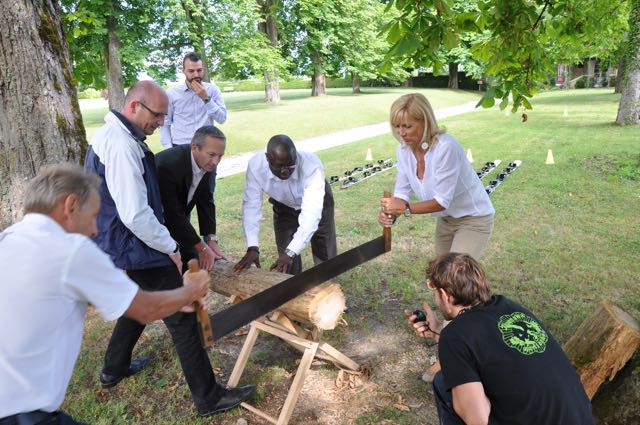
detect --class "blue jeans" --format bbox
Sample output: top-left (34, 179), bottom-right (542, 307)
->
top-left (102, 265), bottom-right (224, 414)
top-left (432, 371), bottom-right (466, 425)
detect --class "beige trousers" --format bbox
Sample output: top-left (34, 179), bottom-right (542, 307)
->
top-left (434, 214), bottom-right (494, 260)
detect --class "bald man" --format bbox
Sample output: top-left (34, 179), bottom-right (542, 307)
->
top-left (85, 81), bottom-right (253, 416)
top-left (234, 135), bottom-right (337, 275)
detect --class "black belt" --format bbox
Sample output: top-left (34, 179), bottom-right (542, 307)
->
top-left (0, 410), bottom-right (57, 425)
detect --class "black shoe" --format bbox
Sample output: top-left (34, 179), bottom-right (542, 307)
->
top-left (199, 385), bottom-right (256, 416)
top-left (100, 357), bottom-right (149, 389)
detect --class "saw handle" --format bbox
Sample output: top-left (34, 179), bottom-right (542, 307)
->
top-left (187, 259), bottom-right (214, 348)
top-left (383, 190), bottom-right (392, 252)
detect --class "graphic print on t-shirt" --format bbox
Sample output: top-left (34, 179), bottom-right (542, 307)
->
top-left (498, 312), bottom-right (548, 355)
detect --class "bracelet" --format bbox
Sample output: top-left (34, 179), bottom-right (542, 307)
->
top-left (247, 246), bottom-right (260, 254)
top-left (172, 243), bottom-right (180, 254)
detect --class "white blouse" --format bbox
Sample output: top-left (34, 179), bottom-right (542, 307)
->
top-left (393, 133), bottom-right (494, 218)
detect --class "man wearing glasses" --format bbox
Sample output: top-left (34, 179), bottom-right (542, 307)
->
top-left (85, 81), bottom-right (254, 416)
top-left (234, 134), bottom-right (337, 275)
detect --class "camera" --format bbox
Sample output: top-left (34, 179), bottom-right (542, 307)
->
top-left (413, 309), bottom-right (426, 322)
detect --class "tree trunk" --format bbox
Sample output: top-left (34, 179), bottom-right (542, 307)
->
top-left (258, 0), bottom-right (280, 103)
top-left (448, 63), bottom-right (459, 89)
top-left (615, 57), bottom-right (625, 94)
top-left (209, 260), bottom-right (346, 330)
top-left (106, 10), bottom-right (125, 111)
top-left (0, 0), bottom-right (86, 230)
top-left (352, 72), bottom-right (361, 93)
top-left (616, 0), bottom-right (640, 125)
top-left (563, 300), bottom-right (640, 399)
top-left (181, 0), bottom-right (210, 82)
top-left (311, 50), bottom-right (326, 96)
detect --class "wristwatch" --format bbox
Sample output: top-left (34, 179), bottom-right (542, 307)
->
top-left (403, 201), bottom-right (412, 217)
top-left (285, 248), bottom-right (297, 258)
top-left (204, 234), bottom-right (218, 243)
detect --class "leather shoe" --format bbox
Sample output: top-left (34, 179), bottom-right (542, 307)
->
top-left (100, 357), bottom-right (149, 389)
top-left (199, 385), bottom-right (256, 416)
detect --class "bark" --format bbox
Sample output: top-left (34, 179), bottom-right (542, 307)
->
top-left (106, 9), bottom-right (125, 111)
top-left (564, 300), bottom-right (640, 399)
top-left (448, 63), bottom-right (459, 89)
top-left (258, 0), bottom-right (280, 103)
top-left (311, 50), bottom-right (326, 97)
top-left (209, 260), bottom-right (346, 330)
top-left (0, 0), bottom-right (86, 230)
top-left (181, 0), bottom-right (210, 82)
top-left (351, 72), bottom-right (361, 93)
top-left (616, 0), bottom-right (640, 125)
top-left (615, 57), bottom-right (624, 94)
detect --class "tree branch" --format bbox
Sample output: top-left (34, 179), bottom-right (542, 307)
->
top-left (532, 0), bottom-right (551, 32)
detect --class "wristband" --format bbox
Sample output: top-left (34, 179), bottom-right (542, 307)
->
top-left (247, 246), bottom-right (260, 254)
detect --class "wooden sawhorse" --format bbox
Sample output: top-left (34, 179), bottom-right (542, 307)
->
top-left (227, 314), bottom-right (359, 425)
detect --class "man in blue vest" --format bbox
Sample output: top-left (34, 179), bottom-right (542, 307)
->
top-left (85, 80), bottom-right (253, 417)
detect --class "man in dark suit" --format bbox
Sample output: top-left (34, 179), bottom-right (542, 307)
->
top-left (156, 125), bottom-right (227, 271)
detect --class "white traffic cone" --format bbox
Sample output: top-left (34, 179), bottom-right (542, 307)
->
top-left (365, 148), bottom-right (373, 161)
top-left (546, 149), bottom-right (555, 165)
top-left (466, 149), bottom-right (474, 163)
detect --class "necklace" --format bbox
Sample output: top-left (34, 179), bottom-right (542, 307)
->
top-left (421, 141), bottom-right (429, 151)
top-left (456, 302), bottom-right (484, 318)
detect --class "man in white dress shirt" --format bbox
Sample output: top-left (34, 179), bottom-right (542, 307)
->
top-left (233, 135), bottom-right (337, 275)
top-left (160, 52), bottom-right (228, 196)
top-left (160, 52), bottom-right (227, 149)
top-left (0, 164), bottom-right (210, 425)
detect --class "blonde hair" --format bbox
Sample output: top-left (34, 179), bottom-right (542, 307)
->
top-left (389, 93), bottom-right (445, 149)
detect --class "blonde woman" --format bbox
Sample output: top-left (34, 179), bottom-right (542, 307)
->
top-left (378, 93), bottom-right (494, 260)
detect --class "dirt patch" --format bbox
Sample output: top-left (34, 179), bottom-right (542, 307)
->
top-left (203, 291), bottom-right (440, 424)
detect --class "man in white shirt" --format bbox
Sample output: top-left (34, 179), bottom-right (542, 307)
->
top-left (233, 135), bottom-right (337, 275)
top-left (160, 52), bottom-right (227, 148)
top-left (160, 52), bottom-right (228, 196)
top-left (85, 81), bottom-right (253, 416)
top-left (0, 164), bottom-right (210, 424)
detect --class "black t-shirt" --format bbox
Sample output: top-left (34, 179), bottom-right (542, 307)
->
top-left (438, 295), bottom-right (594, 425)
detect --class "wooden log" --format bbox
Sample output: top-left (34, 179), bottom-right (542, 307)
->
top-left (209, 260), bottom-right (345, 330)
top-left (563, 300), bottom-right (640, 399)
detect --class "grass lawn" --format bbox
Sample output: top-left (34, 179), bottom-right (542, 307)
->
top-left (66, 88), bottom-right (639, 424)
top-left (80, 87), bottom-right (480, 155)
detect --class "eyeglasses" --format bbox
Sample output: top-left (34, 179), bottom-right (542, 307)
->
top-left (139, 102), bottom-right (166, 118)
top-left (426, 279), bottom-right (437, 290)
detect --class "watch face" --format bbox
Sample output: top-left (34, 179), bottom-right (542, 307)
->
top-left (404, 208), bottom-right (411, 217)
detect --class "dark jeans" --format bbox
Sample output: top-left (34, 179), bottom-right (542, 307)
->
top-left (432, 371), bottom-right (466, 425)
top-left (102, 265), bottom-right (224, 414)
top-left (269, 180), bottom-right (337, 275)
top-left (0, 411), bottom-right (86, 425)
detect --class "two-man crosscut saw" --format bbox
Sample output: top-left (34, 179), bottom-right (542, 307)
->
top-left (205, 192), bottom-right (393, 343)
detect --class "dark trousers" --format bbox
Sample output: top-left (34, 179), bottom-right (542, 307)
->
top-left (432, 371), bottom-right (466, 425)
top-left (102, 265), bottom-right (224, 414)
top-left (269, 180), bottom-right (337, 275)
top-left (0, 411), bottom-right (86, 425)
